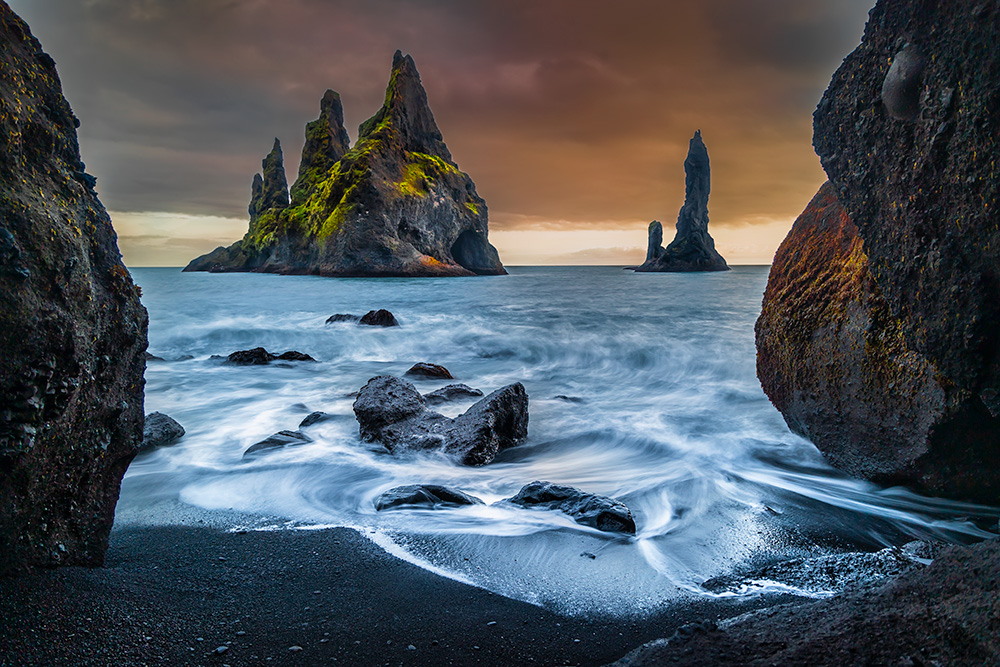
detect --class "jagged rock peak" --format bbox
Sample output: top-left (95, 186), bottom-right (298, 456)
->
top-left (292, 89), bottom-right (351, 204)
top-left (635, 130), bottom-right (728, 272)
top-left (358, 50), bottom-right (452, 162)
top-left (249, 138), bottom-right (289, 220)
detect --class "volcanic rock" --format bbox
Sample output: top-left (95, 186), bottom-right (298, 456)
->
top-left (405, 363), bottom-right (453, 380)
top-left (423, 384), bottom-right (484, 406)
top-left (359, 309), bottom-right (399, 327)
top-left (325, 313), bottom-right (360, 324)
top-left (0, 4), bottom-right (148, 574)
top-left (353, 375), bottom-right (528, 466)
top-left (224, 348), bottom-right (316, 365)
top-left (141, 413), bottom-right (186, 451)
top-left (298, 411), bottom-right (333, 428)
top-left (374, 484), bottom-right (484, 511)
top-left (635, 131), bottom-right (729, 273)
top-left (242, 430), bottom-right (313, 458)
top-left (184, 51), bottom-right (506, 277)
top-left (249, 139), bottom-right (289, 221)
top-left (756, 182), bottom-right (945, 485)
top-left (771, 0), bottom-right (1000, 504)
top-left (503, 481), bottom-right (636, 535)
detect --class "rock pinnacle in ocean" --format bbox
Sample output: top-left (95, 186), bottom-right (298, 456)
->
top-left (249, 138), bottom-right (289, 221)
top-left (291, 89), bottom-right (351, 204)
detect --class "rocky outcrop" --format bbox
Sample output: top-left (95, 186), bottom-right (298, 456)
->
top-left (242, 430), bottom-right (312, 458)
top-left (759, 0), bottom-right (1000, 504)
top-left (405, 363), bottom-right (453, 380)
top-left (298, 411), bottom-right (333, 428)
top-left (248, 139), bottom-right (289, 221)
top-left (0, 4), bottom-right (147, 575)
top-left (635, 131), bottom-right (729, 273)
top-left (374, 484), bottom-right (484, 511)
top-left (184, 51), bottom-right (506, 277)
top-left (423, 384), bottom-right (484, 406)
top-left (224, 348), bottom-right (316, 365)
top-left (141, 413), bottom-right (185, 451)
top-left (504, 481), bottom-right (636, 535)
top-left (353, 376), bottom-right (528, 466)
top-left (756, 183), bottom-right (946, 486)
top-left (359, 309), bottom-right (399, 327)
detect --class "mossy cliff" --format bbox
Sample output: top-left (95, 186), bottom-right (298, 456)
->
top-left (0, 2), bottom-right (148, 574)
top-left (758, 0), bottom-right (1000, 504)
top-left (185, 51), bottom-right (505, 277)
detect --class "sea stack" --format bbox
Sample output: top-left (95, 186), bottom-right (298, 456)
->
top-left (757, 0), bottom-right (1000, 504)
top-left (636, 130), bottom-right (729, 272)
top-left (185, 51), bottom-right (506, 277)
top-left (0, 4), bottom-right (148, 574)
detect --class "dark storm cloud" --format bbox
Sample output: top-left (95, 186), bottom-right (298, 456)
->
top-left (8, 0), bottom-right (872, 227)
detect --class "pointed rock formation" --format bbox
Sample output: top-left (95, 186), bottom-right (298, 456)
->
top-left (185, 52), bottom-right (505, 277)
top-left (636, 131), bottom-right (729, 272)
top-left (248, 138), bottom-right (289, 221)
top-left (290, 89), bottom-right (350, 205)
top-left (0, 4), bottom-right (148, 574)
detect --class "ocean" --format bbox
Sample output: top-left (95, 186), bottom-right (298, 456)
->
top-left (122, 266), bottom-right (997, 615)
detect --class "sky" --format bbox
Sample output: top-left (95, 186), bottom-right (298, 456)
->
top-left (9, 0), bottom-right (874, 266)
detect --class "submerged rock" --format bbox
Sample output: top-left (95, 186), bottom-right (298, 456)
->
top-left (243, 430), bottom-right (313, 458)
top-left (635, 131), bottom-right (729, 273)
top-left (503, 481), bottom-right (636, 535)
top-left (184, 51), bottom-right (506, 277)
top-left (359, 309), bottom-right (399, 327)
top-left (325, 313), bottom-right (360, 324)
top-left (141, 413), bottom-right (186, 451)
top-left (298, 411), bottom-right (333, 428)
top-left (0, 3), bottom-right (148, 574)
top-left (225, 348), bottom-right (316, 365)
top-left (405, 362), bottom-right (453, 379)
top-left (423, 384), bottom-right (484, 406)
top-left (353, 376), bottom-right (528, 465)
top-left (374, 484), bottom-right (484, 511)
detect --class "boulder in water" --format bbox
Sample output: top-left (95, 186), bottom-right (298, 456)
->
top-left (243, 430), bottom-right (313, 458)
top-left (359, 309), bottom-right (399, 327)
top-left (141, 413), bottom-right (186, 451)
top-left (374, 484), bottom-right (484, 511)
top-left (405, 362), bottom-right (453, 379)
top-left (325, 313), bottom-right (360, 324)
top-left (503, 481), bottom-right (636, 534)
top-left (299, 411), bottom-right (333, 428)
top-left (423, 384), bottom-right (484, 405)
top-left (225, 347), bottom-right (316, 365)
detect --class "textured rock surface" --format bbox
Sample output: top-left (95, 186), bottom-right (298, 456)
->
top-left (353, 376), bottom-right (528, 465)
top-left (756, 182), bottom-right (947, 486)
top-left (424, 384), bottom-right (484, 406)
top-left (359, 309), bottom-right (398, 327)
top-left (405, 362), bottom-right (453, 379)
top-left (185, 51), bottom-right (505, 277)
top-left (140, 413), bottom-right (185, 451)
top-left (224, 347), bottom-right (316, 365)
top-left (761, 0), bottom-right (1000, 503)
top-left (0, 3), bottom-right (147, 575)
top-left (636, 131), bottom-right (728, 273)
top-left (374, 484), bottom-right (484, 511)
top-left (242, 430), bottom-right (312, 458)
top-left (504, 481), bottom-right (636, 534)
top-left (248, 139), bottom-right (289, 222)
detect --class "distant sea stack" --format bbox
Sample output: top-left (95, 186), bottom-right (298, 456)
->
top-left (636, 131), bottom-right (729, 273)
top-left (185, 51), bottom-right (506, 277)
top-left (0, 3), bottom-right (148, 574)
top-left (758, 0), bottom-right (1000, 504)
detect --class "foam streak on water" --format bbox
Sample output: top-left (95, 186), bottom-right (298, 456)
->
top-left (123, 267), bottom-right (999, 616)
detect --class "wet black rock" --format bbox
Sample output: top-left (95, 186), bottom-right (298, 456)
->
top-left (374, 484), bottom-right (484, 511)
top-left (0, 4), bottom-right (148, 575)
top-left (325, 313), bottom-right (360, 324)
top-left (243, 430), bottom-right (313, 458)
top-left (225, 348), bottom-right (316, 365)
top-left (144, 352), bottom-right (164, 362)
top-left (504, 481), bottom-right (636, 535)
top-left (353, 376), bottom-right (528, 466)
top-left (635, 131), bottom-right (729, 273)
top-left (359, 309), bottom-right (399, 327)
top-left (423, 384), bottom-right (484, 406)
top-left (299, 411), bottom-right (333, 428)
top-left (405, 363), bottom-right (453, 380)
top-left (141, 413), bottom-right (185, 451)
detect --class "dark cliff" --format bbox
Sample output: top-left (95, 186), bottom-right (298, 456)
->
top-left (758, 0), bottom-right (1000, 504)
top-left (185, 51), bottom-right (505, 277)
top-left (0, 2), bottom-right (148, 574)
top-left (636, 130), bottom-right (729, 273)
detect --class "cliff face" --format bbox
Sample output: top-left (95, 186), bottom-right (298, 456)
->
top-left (0, 3), bottom-right (148, 574)
top-left (759, 0), bottom-right (1000, 503)
top-left (185, 51), bottom-right (505, 277)
top-left (636, 131), bottom-right (729, 273)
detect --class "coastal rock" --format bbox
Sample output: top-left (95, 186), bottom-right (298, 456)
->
top-left (374, 484), bottom-right (484, 511)
top-left (249, 139), bottom-right (290, 221)
top-left (141, 413), bottom-right (185, 451)
top-left (423, 384), bottom-right (484, 406)
top-left (503, 481), bottom-right (636, 535)
top-left (353, 376), bottom-right (528, 466)
top-left (325, 313), bottom-right (360, 324)
top-left (242, 430), bottom-right (313, 458)
top-left (756, 183), bottom-right (945, 485)
top-left (405, 363), bottom-right (453, 380)
top-left (635, 131), bottom-right (729, 273)
top-left (184, 51), bottom-right (506, 277)
top-left (777, 0), bottom-right (1000, 503)
top-left (0, 4), bottom-right (148, 574)
top-left (359, 309), bottom-right (399, 327)
top-left (298, 411), bottom-right (333, 428)
top-left (225, 348), bottom-right (316, 365)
